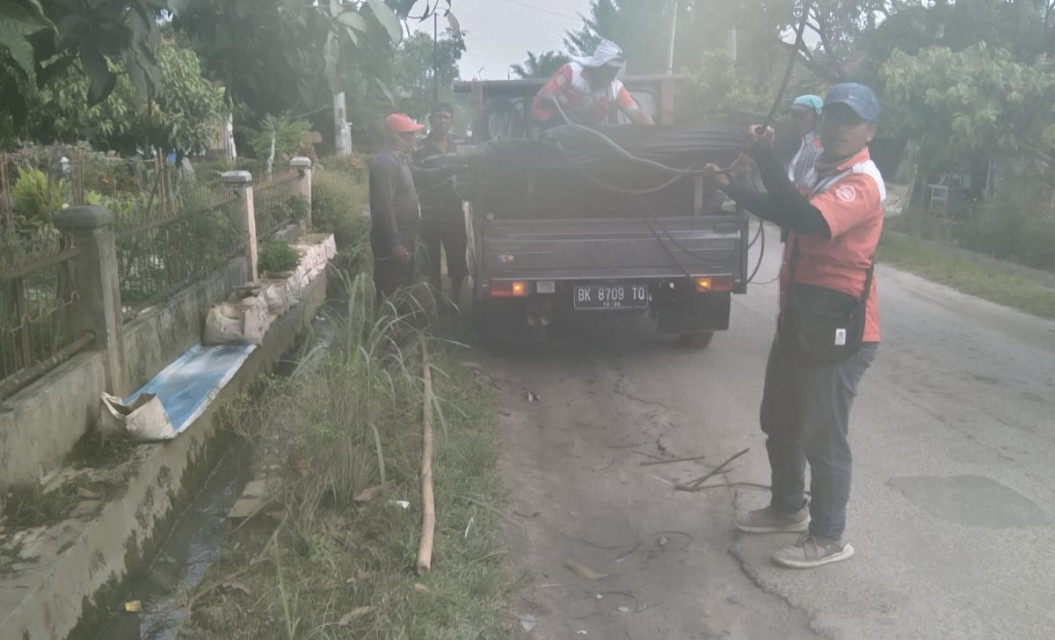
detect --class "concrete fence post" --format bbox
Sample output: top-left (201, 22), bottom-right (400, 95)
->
top-left (222, 170), bottom-right (258, 283)
top-left (290, 157), bottom-right (313, 231)
top-left (54, 206), bottom-right (130, 397)
top-left (334, 92), bottom-right (351, 157)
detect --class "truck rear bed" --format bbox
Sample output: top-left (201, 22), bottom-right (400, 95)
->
top-left (477, 214), bottom-right (749, 289)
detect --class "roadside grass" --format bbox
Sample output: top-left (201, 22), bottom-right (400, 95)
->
top-left (176, 274), bottom-right (515, 640)
top-left (879, 232), bottom-right (1055, 320)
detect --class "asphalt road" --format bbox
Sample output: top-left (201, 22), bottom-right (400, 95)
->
top-left (483, 223), bottom-right (1055, 640)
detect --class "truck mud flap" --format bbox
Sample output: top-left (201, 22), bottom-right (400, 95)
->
top-left (656, 293), bottom-right (731, 334)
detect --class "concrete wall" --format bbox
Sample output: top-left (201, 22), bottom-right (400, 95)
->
top-left (1, 162), bottom-right (312, 489)
top-left (0, 353), bottom-right (105, 486)
top-left (123, 257), bottom-right (248, 390)
top-left (1, 272), bottom-right (328, 640)
top-left (0, 257), bottom-right (248, 487)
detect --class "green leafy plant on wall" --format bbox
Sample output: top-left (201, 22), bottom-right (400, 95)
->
top-left (258, 237), bottom-right (300, 275)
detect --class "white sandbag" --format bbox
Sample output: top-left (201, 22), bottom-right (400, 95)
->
top-left (99, 392), bottom-right (176, 441)
top-left (262, 280), bottom-right (293, 316)
top-left (292, 244), bottom-right (314, 270)
top-left (283, 272), bottom-right (303, 301)
top-left (236, 295), bottom-right (270, 345)
top-left (203, 303), bottom-right (245, 345)
top-left (308, 244), bottom-right (324, 269)
top-left (304, 243), bottom-right (326, 270)
top-left (202, 296), bottom-right (270, 345)
top-left (289, 266), bottom-right (310, 299)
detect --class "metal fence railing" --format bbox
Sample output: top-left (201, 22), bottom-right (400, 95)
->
top-left (0, 239), bottom-right (92, 400)
top-left (0, 151), bottom-right (94, 398)
top-left (1, 150), bottom-right (70, 269)
top-left (1, 145), bottom-right (307, 394)
top-left (116, 184), bottom-right (241, 318)
top-left (253, 169), bottom-right (305, 236)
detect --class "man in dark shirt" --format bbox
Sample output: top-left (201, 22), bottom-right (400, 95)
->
top-left (413, 103), bottom-right (468, 304)
top-left (370, 113), bottom-right (424, 299)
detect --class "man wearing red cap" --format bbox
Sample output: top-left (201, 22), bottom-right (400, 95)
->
top-left (370, 113), bottom-right (425, 298)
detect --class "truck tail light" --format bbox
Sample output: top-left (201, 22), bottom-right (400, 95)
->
top-left (491, 280), bottom-right (529, 298)
top-left (695, 276), bottom-right (734, 293)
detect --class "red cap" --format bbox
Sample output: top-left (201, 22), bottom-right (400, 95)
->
top-left (384, 113), bottom-right (424, 135)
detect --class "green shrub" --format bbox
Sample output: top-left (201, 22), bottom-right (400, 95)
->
top-left (192, 157), bottom-right (236, 179)
top-left (11, 166), bottom-right (66, 231)
top-left (886, 206), bottom-right (958, 243)
top-left (261, 195), bottom-right (309, 233)
top-left (317, 153), bottom-right (367, 183)
top-left (248, 114), bottom-right (312, 161)
top-left (954, 176), bottom-right (1055, 269)
top-left (258, 237), bottom-right (301, 274)
top-left (311, 170), bottom-right (370, 274)
top-left (956, 203), bottom-right (1025, 261)
top-left (1018, 211), bottom-right (1055, 270)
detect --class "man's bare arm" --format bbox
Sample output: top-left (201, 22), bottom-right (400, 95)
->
top-left (627, 108), bottom-right (655, 126)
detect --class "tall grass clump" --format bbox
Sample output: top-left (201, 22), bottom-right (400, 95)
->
top-left (183, 272), bottom-right (513, 639)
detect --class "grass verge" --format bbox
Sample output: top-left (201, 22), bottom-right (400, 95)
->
top-left (879, 232), bottom-right (1055, 320)
top-left (176, 275), bottom-right (514, 640)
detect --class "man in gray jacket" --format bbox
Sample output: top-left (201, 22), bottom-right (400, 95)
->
top-left (370, 113), bottom-right (424, 299)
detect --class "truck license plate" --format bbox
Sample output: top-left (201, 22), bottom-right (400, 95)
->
top-left (573, 283), bottom-right (648, 310)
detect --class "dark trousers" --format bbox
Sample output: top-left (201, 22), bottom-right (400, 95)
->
top-left (372, 235), bottom-right (417, 301)
top-left (419, 215), bottom-right (467, 288)
top-left (760, 338), bottom-right (877, 539)
top-left (373, 255), bottom-right (414, 300)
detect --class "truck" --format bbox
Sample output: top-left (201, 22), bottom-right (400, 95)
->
top-left (452, 75), bottom-right (751, 349)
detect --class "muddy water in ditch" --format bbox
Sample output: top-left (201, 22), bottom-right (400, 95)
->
top-left (97, 441), bottom-right (253, 640)
top-left (94, 315), bottom-right (337, 640)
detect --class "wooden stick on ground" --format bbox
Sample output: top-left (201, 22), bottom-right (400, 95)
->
top-left (416, 343), bottom-right (437, 576)
top-left (640, 453), bottom-right (708, 467)
top-left (675, 448), bottom-right (750, 492)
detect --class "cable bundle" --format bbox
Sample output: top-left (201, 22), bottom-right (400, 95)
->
top-left (465, 123), bottom-right (744, 220)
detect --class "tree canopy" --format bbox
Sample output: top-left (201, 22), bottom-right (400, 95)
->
top-left (510, 51), bottom-right (569, 79)
top-left (21, 38), bottom-right (226, 155)
top-left (0, 0), bottom-right (169, 138)
top-left (390, 29), bottom-right (465, 119)
top-left (4, 0), bottom-right (1055, 183)
top-left (882, 43), bottom-right (1055, 175)
top-left (171, 0), bottom-right (406, 122)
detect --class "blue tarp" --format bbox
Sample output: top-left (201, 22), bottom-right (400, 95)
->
top-left (125, 343), bottom-right (256, 438)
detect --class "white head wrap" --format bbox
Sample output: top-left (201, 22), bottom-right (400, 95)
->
top-left (571, 39), bottom-right (627, 78)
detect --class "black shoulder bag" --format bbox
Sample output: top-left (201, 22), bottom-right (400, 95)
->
top-left (784, 236), bottom-right (875, 365)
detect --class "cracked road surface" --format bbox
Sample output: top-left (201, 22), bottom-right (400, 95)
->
top-left (482, 225), bottom-right (1055, 640)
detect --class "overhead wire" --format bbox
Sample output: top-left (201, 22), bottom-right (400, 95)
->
top-left (741, 4), bottom-right (812, 284)
top-left (496, 0), bottom-right (580, 21)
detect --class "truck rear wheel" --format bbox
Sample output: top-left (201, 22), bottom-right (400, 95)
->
top-left (678, 331), bottom-right (714, 350)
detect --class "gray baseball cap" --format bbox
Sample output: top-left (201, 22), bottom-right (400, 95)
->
top-left (824, 83), bottom-right (880, 122)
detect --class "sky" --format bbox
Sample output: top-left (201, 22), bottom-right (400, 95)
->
top-left (413, 0), bottom-right (594, 80)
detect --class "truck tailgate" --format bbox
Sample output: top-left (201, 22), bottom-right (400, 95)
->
top-left (481, 215), bottom-right (748, 284)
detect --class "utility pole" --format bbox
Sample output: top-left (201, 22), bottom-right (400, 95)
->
top-left (667, 0), bottom-right (679, 75)
top-left (334, 92), bottom-right (351, 157)
top-left (433, 12), bottom-right (440, 106)
top-left (727, 27), bottom-right (738, 69)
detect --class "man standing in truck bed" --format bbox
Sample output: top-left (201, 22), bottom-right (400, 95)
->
top-left (531, 39), bottom-right (654, 127)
